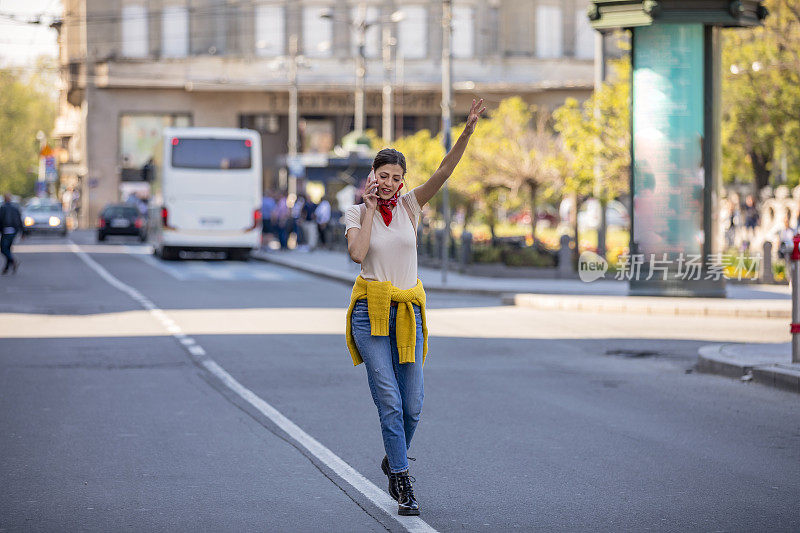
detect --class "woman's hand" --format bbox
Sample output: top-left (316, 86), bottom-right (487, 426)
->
top-left (363, 169), bottom-right (378, 211)
top-left (463, 98), bottom-right (486, 136)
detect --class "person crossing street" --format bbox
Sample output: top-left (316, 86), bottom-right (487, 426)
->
top-left (0, 193), bottom-right (23, 275)
top-left (343, 99), bottom-right (485, 516)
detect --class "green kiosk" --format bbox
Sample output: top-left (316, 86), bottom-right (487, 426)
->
top-left (588, 1), bottom-right (767, 296)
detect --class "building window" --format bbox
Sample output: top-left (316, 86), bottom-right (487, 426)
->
top-left (119, 114), bottom-right (192, 182)
top-left (574, 9), bottom-right (595, 59)
top-left (162, 5), bottom-right (189, 58)
top-left (351, 5), bottom-right (380, 59)
top-left (299, 119), bottom-right (334, 154)
top-left (256, 5), bottom-right (285, 56)
top-left (452, 6), bottom-right (474, 59)
top-left (485, 6), bottom-right (499, 56)
top-left (121, 4), bottom-right (149, 58)
top-left (502, 1), bottom-right (534, 57)
top-left (303, 6), bottom-right (333, 58)
top-left (240, 113), bottom-right (281, 134)
top-left (190, 3), bottom-right (226, 55)
top-left (536, 5), bottom-right (563, 59)
top-left (398, 6), bottom-right (427, 59)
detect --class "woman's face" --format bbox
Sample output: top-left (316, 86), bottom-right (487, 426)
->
top-left (373, 164), bottom-right (405, 200)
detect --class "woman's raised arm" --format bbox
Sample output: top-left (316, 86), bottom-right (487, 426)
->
top-left (412, 98), bottom-right (485, 208)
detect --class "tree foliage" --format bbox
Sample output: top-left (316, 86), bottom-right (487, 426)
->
top-left (466, 97), bottom-right (562, 244)
top-left (390, 129), bottom-right (444, 191)
top-left (722, 0), bottom-right (800, 190)
top-left (391, 98), bottom-right (566, 242)
top-left (390, 73), bottom-right (631, 247)
top-left (0, 62), bottom-right (57, 196)
top-left (390, 127), bottom-right (475, 224)
top-left (553, 58), bottom-right (630, 202)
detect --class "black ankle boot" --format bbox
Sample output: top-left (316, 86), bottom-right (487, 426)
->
top-left (381, 456), bottom-right (399, 501)
top-left (392, 470), bottom-right (419, 516)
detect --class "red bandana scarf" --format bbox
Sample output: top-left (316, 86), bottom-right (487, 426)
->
top-left (376, 182), bottom-right (403, 226)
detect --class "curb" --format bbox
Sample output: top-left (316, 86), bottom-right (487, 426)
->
top-left (251, 251), bottom-right (355, 286)
top-left (250, 251), bottom-right (513, 297)
top-left (251, 251), bottom-right (792, 317)
top-left (697, 344), bottom-right (800, 394)
top-left (504, 293), bottom-right (790, 319)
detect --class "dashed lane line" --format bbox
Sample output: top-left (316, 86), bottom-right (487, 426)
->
top-left (67, 241), bottom-right (437, 533)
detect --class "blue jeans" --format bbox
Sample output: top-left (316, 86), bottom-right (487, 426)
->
top-left (350, 299), bottom-right (424, 473)
top-left (1, 232), bottom-right (16, 269)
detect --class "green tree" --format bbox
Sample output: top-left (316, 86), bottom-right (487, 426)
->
top-left (722, 0), bottom-right (800, 191)
top-left (391, 129), bottom-right (444, 191)
top-left (0, 62), bottom-right (57, 196)
top-left (554, 59), bottom-right (630, 257)
top-left (391, 101), bottom-right (564, 244)
top-left (466, 97), bottom-right (562, 247)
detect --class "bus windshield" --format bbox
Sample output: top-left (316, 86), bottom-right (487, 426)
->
top-left (171, 138), bottom-right (252, 170)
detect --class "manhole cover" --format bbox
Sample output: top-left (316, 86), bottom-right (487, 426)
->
top-left (605, 349), bottom-right (661, 358)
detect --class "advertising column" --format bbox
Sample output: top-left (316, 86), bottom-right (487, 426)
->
top-left (629, 23), bottom-right (724, 296)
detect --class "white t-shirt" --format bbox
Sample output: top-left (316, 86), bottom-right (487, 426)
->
top-left (343, 188), bottom-right (422, 290)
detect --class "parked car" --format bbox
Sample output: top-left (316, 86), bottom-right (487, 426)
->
top-left (22, 198), bottom-right (67, 236)
top-left (97, 204), bottom-right (147, 241)
top-left (508, 205), bottom-right (559, 228)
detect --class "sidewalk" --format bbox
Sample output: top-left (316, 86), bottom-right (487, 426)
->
top-left (697, 343), bottom-right (800, 394)
top-left (251, 247), bottom-right (791, 318)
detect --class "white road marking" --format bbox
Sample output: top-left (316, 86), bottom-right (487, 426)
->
top-left (188, 345), bottom-right (206, 357)
top-left (17, 243), bottom-right (152, 254)
top-left (67, 240), bottom-right (437, 533)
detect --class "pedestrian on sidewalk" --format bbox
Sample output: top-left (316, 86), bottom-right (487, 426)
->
top-left (300, 196), bottom-right (318, 250)
top-left (742, 194), bottom-right (760, 251)
top-left (343, 99), bottom-right (485, 516)
top-left (315, 197), bottom-right (331, 249)
top-left (776, 214), bottom-right (797, 270)
top-left (261, 191), bottom-right (276, 245)
top-left (273, 194), bottom-right (290, 250)
top-left (0, 193), bottom-right (23, 274)
top-left (291, 194), bottom-right (306, 249)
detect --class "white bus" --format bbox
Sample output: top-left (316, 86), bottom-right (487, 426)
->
top-left (149, 127), bottom-right (262, 260)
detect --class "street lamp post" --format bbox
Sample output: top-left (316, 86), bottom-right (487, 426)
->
top-left (593, 30), bottom-right (607, 259)
top-left (382, 24), bottom-right (395, 142)
top-left (354, 5), bottom-right (367, 134)
top-left (288, 34), bottom-right (299, 199)
top-left (441, 0), bottom-right (453, 284)
top-left (323, 6), bottom-right (404, 138)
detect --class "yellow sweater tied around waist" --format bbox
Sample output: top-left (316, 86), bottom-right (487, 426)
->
top-left (345, 275), bottom-right (428, 367)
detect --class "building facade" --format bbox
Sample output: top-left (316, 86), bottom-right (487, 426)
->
top-left (55, 0), bottom-right (599, 227)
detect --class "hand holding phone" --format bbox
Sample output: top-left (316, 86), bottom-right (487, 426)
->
top-left (363, 169), bottom-right (378, 210)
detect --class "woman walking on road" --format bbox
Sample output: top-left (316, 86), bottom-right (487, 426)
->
top-left (344, 99), bottom-right (485, 516)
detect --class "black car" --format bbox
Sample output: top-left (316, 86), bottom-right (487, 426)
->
top-left (98, 204), bottom-right (146, 242)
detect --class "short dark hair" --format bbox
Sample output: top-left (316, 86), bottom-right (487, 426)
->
top-left (372, 148), bottom-right (407, 175)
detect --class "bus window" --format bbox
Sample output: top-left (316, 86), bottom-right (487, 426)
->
top-left (171, 138), bottom-right (252, 170)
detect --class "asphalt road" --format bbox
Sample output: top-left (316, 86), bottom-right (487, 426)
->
top-left (1, 230), bottom-right (798, 532)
